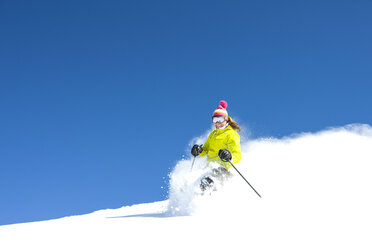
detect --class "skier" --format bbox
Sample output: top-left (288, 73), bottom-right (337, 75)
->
top-left (191, 100), bottom-right (242, 191)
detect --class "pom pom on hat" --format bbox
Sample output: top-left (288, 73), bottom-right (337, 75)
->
top-left (212, 100), bottom-right (229, 119)
top-left (219, 100), bottom-right (228, 109)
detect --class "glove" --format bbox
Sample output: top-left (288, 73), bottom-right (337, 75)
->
top-left (191, 144), bottom-right (203, 157)
top-left (218, 149), bottom-right (232, 162)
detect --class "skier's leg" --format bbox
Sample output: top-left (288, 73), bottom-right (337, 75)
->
top-left (211, 167), bottom-right (233, 181)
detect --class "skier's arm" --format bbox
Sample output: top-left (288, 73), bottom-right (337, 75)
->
top-left (199, 133), bottom-right (212, 157)
top-left (227, 132), bottom-right (241, 164)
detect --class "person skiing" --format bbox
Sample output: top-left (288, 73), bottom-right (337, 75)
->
top-left (191, 100), bottom-right (242, 191)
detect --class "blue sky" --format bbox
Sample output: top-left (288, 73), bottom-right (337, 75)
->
top-left (1, 0), bottom-right (371, 225)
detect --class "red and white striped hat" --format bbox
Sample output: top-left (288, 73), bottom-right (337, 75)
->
top-left (212, 100), bottom-right (228, 119)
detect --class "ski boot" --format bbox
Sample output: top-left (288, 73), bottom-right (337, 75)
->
top-left (200, 176), bottom-right (214, 192)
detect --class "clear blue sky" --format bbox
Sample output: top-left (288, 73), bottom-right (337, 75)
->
top-left (1, 0), bottom-right (371, 225)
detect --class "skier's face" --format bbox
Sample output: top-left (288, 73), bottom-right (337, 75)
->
top-left (213, 118), bottom-right (228, 129)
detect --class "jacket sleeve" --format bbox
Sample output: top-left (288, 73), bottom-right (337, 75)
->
top-left (199, 131), bottom-right (212, 157)
top-left (227, 131), bottom-right (242, 164)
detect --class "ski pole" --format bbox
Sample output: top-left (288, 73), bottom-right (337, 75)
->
top-left (227, 160), bottom-right (262, 198)
top-left (190, 156), bottom-right (196, 172)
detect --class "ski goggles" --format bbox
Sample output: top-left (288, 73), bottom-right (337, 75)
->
top-left (212, 116), bottom-right (226, 123)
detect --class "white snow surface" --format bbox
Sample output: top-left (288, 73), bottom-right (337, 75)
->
top-left (1, 124), bottom-right (372, 248)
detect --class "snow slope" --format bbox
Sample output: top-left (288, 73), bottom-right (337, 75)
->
top-left (1, 124), bottom-right (371, 248)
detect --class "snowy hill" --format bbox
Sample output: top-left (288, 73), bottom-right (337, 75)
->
top-left (1, 124), bottom-right (371, 248)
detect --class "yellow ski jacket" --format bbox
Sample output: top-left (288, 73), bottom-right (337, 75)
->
top-left (199, 124), bottom-right (242, 170)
